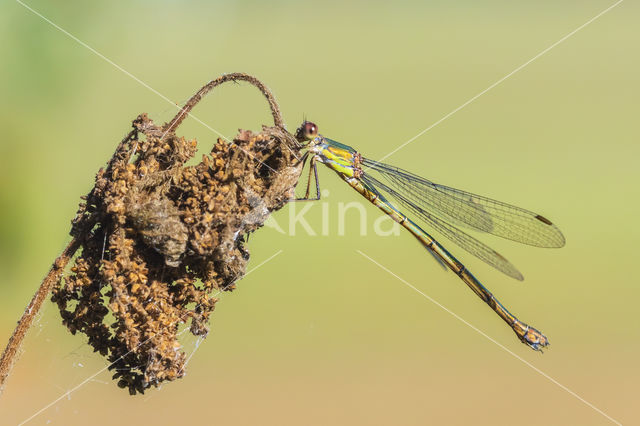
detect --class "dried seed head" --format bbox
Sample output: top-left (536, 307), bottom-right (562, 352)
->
top-left (52, 114), bottom-right (302, 394)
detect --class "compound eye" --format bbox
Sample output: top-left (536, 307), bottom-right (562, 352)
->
top-left (305, 122), bottom-right (317, 136)
top-left (295, 121), bottom-right (319, 142)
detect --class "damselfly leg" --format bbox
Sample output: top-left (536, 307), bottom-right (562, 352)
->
top-left (290, 154), bottom-right (321, 202)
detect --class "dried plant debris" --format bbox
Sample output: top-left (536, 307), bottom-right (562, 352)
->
top-left (51, 114), bottom-right (302, 394)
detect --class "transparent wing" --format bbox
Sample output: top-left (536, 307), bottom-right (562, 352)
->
top-left (362, 173), bottom-right (524, 280)
top-left (363, 158), bottom-right (565, 248)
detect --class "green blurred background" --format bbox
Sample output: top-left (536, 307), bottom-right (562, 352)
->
top-left (0, 0), bottom-right (637, 424)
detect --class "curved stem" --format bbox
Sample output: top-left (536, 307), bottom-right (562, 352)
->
top-left (0, 238), bottom-right (80, 392)
top-left (0, 129), bottom-right (138, 396)
top-left (164, 72), bottom-right (284, 134)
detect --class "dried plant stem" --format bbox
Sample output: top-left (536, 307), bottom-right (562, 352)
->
top-left (164, 72), bottom-right (284, 133)
top-left (0, 239), bottom-right (80, 392)
top-left (0, 127), bottom-right (139, 395)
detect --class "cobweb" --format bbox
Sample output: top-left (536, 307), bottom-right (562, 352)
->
top-left (8, 228), bottom-right (283, 423)
top-left (10, 273), bottom-right (235, 424)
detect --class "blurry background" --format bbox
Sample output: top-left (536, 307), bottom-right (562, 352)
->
top-left (0, 0), bottom-right (637, 424)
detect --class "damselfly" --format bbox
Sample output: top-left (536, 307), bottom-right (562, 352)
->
top-left (294, 121), bottom-right (565, 351)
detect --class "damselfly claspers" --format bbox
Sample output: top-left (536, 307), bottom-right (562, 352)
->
top-left (293, 121), bottom-right (565, 351)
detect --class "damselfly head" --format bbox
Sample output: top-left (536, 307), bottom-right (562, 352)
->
top-left (295, 121), bottom-right (318, 143)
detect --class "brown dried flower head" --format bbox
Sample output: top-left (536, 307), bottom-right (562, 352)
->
top-left (52, 113), bottom-right (302, 394)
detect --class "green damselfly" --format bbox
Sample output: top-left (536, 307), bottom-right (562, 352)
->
top-left (294, 121), bottom-right (565, 351)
